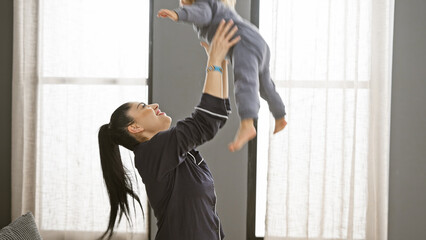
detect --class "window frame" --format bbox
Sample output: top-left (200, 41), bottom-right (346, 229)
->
top-left (246, 3), bottom-right (262, 240)
top-left (147, 0), bottom-right (153, 238)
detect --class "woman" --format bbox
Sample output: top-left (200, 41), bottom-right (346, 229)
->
top-left (98, 19), bottom-right (240, 240)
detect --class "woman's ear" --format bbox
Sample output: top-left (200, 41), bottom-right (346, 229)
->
top-left (127, 124), bottom-right (144, 134)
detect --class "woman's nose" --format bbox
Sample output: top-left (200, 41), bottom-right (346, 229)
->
top-left (150, 103), bottom-right (159, 109)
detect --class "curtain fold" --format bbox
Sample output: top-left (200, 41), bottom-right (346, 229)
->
top-left (11, 0), bottom-right (40, 221)
top-left (262, 0), bottom-right (394, 239)
top-left (366, 0), bottom-right (394, 239)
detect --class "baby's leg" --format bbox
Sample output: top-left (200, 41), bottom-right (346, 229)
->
top-left (259, 47), bottom-right (287, 134)
top-left (228, 118), bottom-right (256, 152)
top-left (228, 47), bottom-right (259, 152)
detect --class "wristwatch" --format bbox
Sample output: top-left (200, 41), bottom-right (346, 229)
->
top-left (206, 65), bottom-right (223, 74)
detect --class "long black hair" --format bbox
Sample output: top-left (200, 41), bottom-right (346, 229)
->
top-left (98, 102), bottom-right (143, 240)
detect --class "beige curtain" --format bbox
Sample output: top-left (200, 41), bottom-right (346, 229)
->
top-left (11, 0), bottom-right (40, 221)
top-left (259, 0), bottom-right (395, 239)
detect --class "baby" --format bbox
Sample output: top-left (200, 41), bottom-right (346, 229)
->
top-left (158, 0), bottom-right (287, 152)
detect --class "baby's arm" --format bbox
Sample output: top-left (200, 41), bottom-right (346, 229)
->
top-left (158, 1), bottom-right (213, 26)
top-left (174, 1), bottom-right (213, 26)
top-left (157, 9), bottom-right (178, 21)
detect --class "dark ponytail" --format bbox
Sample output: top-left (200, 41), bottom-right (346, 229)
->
top-left (98, 103), bottom-right (143, 240)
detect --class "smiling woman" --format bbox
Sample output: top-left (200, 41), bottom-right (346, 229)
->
top-left (97, 20), bottom-right (240, 240)
top-left (126, 103), bottom-right (172, 143)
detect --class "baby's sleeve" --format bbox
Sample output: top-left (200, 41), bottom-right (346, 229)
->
top-left (174, 1), bottom-right (213, 26)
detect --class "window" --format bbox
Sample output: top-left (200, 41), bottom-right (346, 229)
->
top-left (37, 0), bottom-right (151, 238)
top-left (249, 0), bottom-right (372, 239)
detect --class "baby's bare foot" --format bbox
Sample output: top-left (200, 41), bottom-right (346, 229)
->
top-left (228, 119), bottom-right (257, 152)
top-left (273, 117), bottom-right (287, 134)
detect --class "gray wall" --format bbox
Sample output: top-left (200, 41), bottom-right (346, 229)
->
top-left (0, 0), bottom-right (13, 229)
top-left (151, 1), bottom-right (250, 239)
top-left (388, 0), bottom-right (426, 239)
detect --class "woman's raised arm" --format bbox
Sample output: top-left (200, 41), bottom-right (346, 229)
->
top-left (202, 19), bottom-right (239, 99)
top-left (171, 19), bottom-right (239, 156)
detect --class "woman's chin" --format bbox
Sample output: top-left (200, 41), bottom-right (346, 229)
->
top-left (164, 116), bottom-right (172, 128)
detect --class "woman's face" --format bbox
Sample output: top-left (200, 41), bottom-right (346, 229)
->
top-left (126, 102), bottom-right (172, 141)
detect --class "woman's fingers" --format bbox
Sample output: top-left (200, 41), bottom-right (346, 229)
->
top-left (221, 19), bottom-right (234, 38)
top-left (229, 35), bottom-right (241, 47)
top-left (212, 19), bottom-right (226, 42)
top-left (225, 26), bottom-right (238, 41)
top-left (212, 19), bottom-right (237, 45)
top-left (207, 19), bottom-right (240, 63)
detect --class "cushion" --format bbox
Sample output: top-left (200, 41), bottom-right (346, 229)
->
top-left (0, 212), bottom-right (42, 240)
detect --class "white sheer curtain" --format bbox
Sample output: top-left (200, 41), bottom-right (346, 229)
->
top-left (257, 0), bottom-right (394, 239)
top-left (12, 0), bottom-right (150, 239)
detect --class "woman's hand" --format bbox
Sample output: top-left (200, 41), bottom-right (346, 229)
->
top-left (157, 9), bottom-right (178, 21)
top-left (200, 42), bottom-right (229, 66)
top-left (205, 19), bottom-right (240, 65)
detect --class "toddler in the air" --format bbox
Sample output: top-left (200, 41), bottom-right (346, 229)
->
top-left (158, 0), bottom-right (287, 152)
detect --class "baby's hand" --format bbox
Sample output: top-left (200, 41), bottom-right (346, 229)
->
top-left (157, 9), bottom-right (178, 21)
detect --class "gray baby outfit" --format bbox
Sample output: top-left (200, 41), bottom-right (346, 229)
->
top-left (174, 0), bottom-right (286, 120)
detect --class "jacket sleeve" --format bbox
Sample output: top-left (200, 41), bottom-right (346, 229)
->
top-left (174, 1), bottom-right (213, 26)
top-left (175, 93), bottom-right (230, 157)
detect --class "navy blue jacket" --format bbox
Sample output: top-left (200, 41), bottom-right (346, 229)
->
top-left (134, 93), bottom-right (231, 240)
